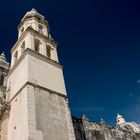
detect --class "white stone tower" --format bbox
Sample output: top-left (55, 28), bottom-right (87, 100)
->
top-left (116, 114), bottom-right (126, 125)
top-left (6, 9), bottom-right (75, 140)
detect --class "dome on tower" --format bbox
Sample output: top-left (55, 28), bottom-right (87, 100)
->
top-left (21, 8), bottom-right (45, 22)
top-left (116, 114), bottom-right (126, 125)
top-left (18, 8), bottom-right (50, 38)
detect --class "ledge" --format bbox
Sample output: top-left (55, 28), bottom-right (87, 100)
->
top-left (8, 48), bottom-right (63, 78)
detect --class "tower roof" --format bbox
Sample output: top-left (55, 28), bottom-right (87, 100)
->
top-left (21, 8), bottom-right (45, 22)
top-left (18, 8), bottom-right (49, 31)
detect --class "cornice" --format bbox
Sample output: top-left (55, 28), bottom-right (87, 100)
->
top-left (8, 48), bottom-right (63, 78)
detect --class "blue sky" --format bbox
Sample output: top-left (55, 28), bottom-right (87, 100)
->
top-left (1, 0), bottom-right (140, 125)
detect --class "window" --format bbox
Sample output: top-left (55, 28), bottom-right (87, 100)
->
top-left (35, 45), bottom-right (39, 52)
top-left (35, 39), bottom-right (40, 53)
top-left (46, 45), bottom-right (51, 58)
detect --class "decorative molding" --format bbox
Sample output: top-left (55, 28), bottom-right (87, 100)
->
top-left (8, 48), bottom-right (63, 77)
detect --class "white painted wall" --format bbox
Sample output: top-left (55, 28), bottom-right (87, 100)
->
top-left (7, 55), bottom-right (28, 100)
top-left (7, 87), bottom-right (28, 140)
top-left (28, 54), bottom-right (66, 95)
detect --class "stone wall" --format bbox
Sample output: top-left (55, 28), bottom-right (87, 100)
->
top-left (34, 86), bottom-right (74, 140)
top-left (0, 104), bottom-right (10, 140)
top-left (73, 115), bottom-right (140, 140)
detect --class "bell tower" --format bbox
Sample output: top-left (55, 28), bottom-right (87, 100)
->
top-left (6, 9), bottom-right (75, 140)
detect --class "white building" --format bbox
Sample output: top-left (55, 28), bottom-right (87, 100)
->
top-left (0, 9), bottom-right (76, 140)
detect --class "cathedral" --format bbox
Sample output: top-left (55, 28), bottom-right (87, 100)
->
top-left (0, 9), bottom-right (140, 140)
top-left (0, 9), bottom-right (75, 140)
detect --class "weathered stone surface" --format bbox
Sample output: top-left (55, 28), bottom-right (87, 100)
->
top-left (0, 52), bottom-right (9, 106)
top-left (72, 115), bottom-right (140, 140)
top-left (35, 87), bottom-right (70, 140)
top-left (0, 103), bottom-right (10, 140)
top-left (0, 9), bottom-right (75, 140)
top-left (0, 52), bottom-right (9, 140)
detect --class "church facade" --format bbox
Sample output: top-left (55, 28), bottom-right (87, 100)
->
top-left (0, 9), bottom-right (75, 140)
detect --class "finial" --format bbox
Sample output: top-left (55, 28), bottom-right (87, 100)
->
top-left (31, 8), bottom-right (37, 12)
top-left (0, 52), bottom-right (6, 61)
top-left (100, 118), bottom-right (104, 121)
top-left (81, 114), bottom-right (90, 121)
top-left (82, 114), bottom-right (87, 119)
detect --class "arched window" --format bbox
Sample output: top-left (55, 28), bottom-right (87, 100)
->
top-left (46, 45), bottom-right (51, 58)
top-left (35, 39), bottom-right (40, 53)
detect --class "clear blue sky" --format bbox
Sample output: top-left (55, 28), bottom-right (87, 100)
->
top-left (0, 0), bottom-right (140, 125)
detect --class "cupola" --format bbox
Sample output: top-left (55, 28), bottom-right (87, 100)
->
top-left (116, 114), bottom-right (126, 125)
top-left (18, 8), bottom-right (49, 38)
